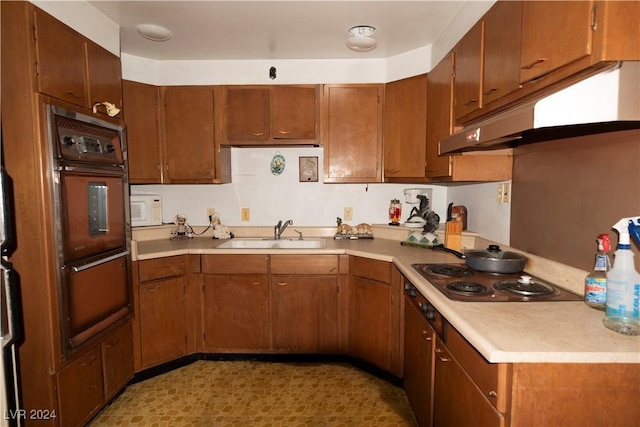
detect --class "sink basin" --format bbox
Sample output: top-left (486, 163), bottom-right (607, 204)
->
top-left (216, 238), bottom-right (326, 249)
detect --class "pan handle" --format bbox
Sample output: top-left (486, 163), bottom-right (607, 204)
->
top-left (431, 244), bottom-right (466, 259)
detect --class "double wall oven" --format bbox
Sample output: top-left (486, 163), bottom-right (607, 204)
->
top-left (47, 105), bottom-right (131, 357)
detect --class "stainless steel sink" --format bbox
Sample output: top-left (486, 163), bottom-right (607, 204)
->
top-left (215, 238), bottom-right (326, 249)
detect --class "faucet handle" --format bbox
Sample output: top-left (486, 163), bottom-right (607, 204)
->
top-left (294, 230), bottom-right (303, 240)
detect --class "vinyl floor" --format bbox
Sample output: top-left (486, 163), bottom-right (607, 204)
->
top-left (89, 360), bottom-right (418, 426)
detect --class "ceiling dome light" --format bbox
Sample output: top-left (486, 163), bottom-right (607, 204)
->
top-left (136, 24), bottom-right (173, 42)
top-left (346, 25), bottom-right (377, 52)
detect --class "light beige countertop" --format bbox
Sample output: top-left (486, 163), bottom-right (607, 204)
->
top-left (132, 226), bottom-right (640, 365)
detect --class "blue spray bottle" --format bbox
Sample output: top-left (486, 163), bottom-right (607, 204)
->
top-left (603, 217), bottom-right (640, 335)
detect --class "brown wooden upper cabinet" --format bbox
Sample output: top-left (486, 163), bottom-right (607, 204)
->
top-left (224, 85), bottom-right (318, 144)
top-left (453, 20), bottom-right (484, 120)
top-left (34, 8), bottom-right (122, 116)
top-left (322, 84), bottom-right (384, 183)
top-left (520, 1), bottom-right (594, 84)
top-left (123, 80), bottom-right (163, 183)
top-left (383, 74), bottom-right (427, 181)
top-left (162, 86), bottom-right (220, 183)
top-left (482, 0), bottom-right (523, 107)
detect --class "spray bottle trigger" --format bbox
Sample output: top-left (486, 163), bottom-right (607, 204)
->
top-left (628, 218), bottom-right (640, 247)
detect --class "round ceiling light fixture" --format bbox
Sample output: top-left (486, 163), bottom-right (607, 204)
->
top-left (136, 24), bottom-right (173, 42)
top-left (346, 25), bottom-right (377, 52)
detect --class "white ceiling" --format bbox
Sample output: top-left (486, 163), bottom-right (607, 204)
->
top-left (88, 1), bottom-right (481, 61)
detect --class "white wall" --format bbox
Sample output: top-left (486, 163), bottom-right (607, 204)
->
top-left (447, 181), bottom-right (511, 245)
top-left (132, 147), bottom-right (448, 227)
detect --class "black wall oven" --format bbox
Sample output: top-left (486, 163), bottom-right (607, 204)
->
top-left (46, 105), bottom-right (131, 357)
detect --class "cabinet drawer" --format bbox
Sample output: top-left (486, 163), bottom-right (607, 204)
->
top-left (138, 255), bottom-right (187, 282)
top-left (446, 326), bottom-right (511, 412)
top-left (201, 254), bottom-right (269, 274)
top-left (57, 346), bottom-right (104, 427)
top-left (351, 257), bottom-right (391, 283)
top-left (270, 255), bottom-right (339, 275)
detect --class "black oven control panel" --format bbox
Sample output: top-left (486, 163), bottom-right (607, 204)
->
top-left (55, 117), bottom-right (123, 166)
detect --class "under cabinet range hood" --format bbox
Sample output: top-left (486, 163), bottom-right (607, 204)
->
top-left (439, 61), bottom-right (640, 154)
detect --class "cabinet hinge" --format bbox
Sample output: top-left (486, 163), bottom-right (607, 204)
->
top-left (590, 5), bottom-right (598, 31)
top-left (35, 61), bottom-right (39, 77)
top-left (32, 25), bottom-right (37, 42)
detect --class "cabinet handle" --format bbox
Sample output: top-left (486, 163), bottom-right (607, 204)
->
top-left (80, 355), bottom-right (97, 367)
top-left (420, 330), bottom-right (432, 341)
top-left (463, 98), bottom-right (477, 107)
top-left (65, 90), bottom-right (83, 99)
top-left (276, 282), bottom-right (288, 286)
top-left (435, 347), bottom-right (451, 362)
top-left (250, 281), bottom-right (262, 286)
top-left (252, 132), bottom-right (265, 136)
top-left (145, 286), bottom-right (161, 292)
top-left (104, 338), bottom-right (120, 349)
top-left (276, 130), bottom-right (291, 135)
top-left (521, 58), bottom-right (547, 70)
top-left (488, 391), bottom-right (497, 398)
top-left (483, 88), bottom-right (498, 96)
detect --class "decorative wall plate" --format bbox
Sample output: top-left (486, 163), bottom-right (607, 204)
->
top-left (270, 152), bottom-right (286, 175)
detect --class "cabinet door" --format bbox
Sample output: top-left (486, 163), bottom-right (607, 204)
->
top-left (271, 275), bottom-right (339, 353)
top-left (383, 75), bottom-right (427, 180)
top-left (163, 86), bottom-right (217, 183)
top-left (225, 87), bottom-right (270, 140)
top-left (272, 86), bottom-right (317, 140)
top-left (202, 274), bottom-right (270, 351)
top-left (434, 337), bottom-right (506, 427)
top-left (123, 80), bottom-right (163, 183)
top-left (520, 1), bottom-right (594, 83)
top-left (348, 276), bottom-right (392, 370)
top-left (425, 53), bottom-right (454, 178)
top-left (101, 322), bottom-right (134, 400)
top-left (323, 84), bottom-right (383, 183)
top-left (138, 278), bottom-right (186, 367)
top-left (86, 42), bottom-right (122, 113)
top-left (57, 347), bottom-right (104, 427)
top-left (454, 20), bottom-right (484, 120)
top-left (483, 1), bottom-right (523, 106)
top-left (34, 8), bottom-right (88, 107)
top-left (404, 299), bottom-right (435, 427)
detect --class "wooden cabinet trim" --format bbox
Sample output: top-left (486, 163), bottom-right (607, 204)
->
top-left (270, 254), bottom-right (339, 275)
top-left (351, 256), bottom-right (392, 283)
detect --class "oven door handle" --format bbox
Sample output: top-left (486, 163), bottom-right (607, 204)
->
top-left (70, 250), bottom-right (129, 272)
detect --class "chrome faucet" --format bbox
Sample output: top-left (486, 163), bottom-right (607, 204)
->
top-left (274, 219), bottom-right (293, 240)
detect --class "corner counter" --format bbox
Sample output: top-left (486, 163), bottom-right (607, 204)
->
top-left (131, 226), bottom-right (640, 365)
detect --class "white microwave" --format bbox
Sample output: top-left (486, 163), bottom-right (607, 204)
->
top-left (130, 194), bottom-right (162, 227)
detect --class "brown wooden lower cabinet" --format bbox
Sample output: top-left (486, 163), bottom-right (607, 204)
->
top-left (55, 321), bottom-right (134, 427)
top-left (271, 274), bottom-right (339, 353)
top-left (403, 296), bottom-right (435, 427)
top-left (434, 335), bottom-right (507, 427)
top-left (138, 277), bottom-right (186, 367)
top-left (348, 257), bottom-right (403, 376)
top-left (202, 274), bottom-right (270, 351)
top-left (101, 322), bottom-right (134, 401)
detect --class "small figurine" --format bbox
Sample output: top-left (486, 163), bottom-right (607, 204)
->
top-left (211, 212), bottom-right (232, 239)
top-left (170, 214), bottom-right (194, 239)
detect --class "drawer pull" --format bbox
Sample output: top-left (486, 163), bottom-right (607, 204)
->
top-left (435, 347), bottom-right (451, 362)
top-left (65, 90), bottom-right (83, 99)
top-left (104, 338), bottom-right (120, 349)
top-left (464, 98), bottom-right (478, 107)
top-left (421, 330), bottom-right (432, 341)
top-left (276, 130), bottom-right (291, 135)
top-left (521, 57), bottom-right (547, 70)
top-left (145, 286), bottom-right (161, 292)
top-left (488, 391), bottom-right (497, 398)
top-left (483, 88), bottom-right (498, 96)
top-left (252, 132), bottom-right (265, 137)
top-left (276, 282), bottom-right (288, 286)
top-left (250, 281), bottom-right (262, 286)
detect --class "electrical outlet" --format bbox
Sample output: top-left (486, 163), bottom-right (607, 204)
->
top-left (241, 208), bottom-right (250, 222)
top-left (496, 183), bottom-right (504, 203)
top-left (344, 207), bottom-right (353, 221)
top-left (502, 183), bottom-right (511, 203)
